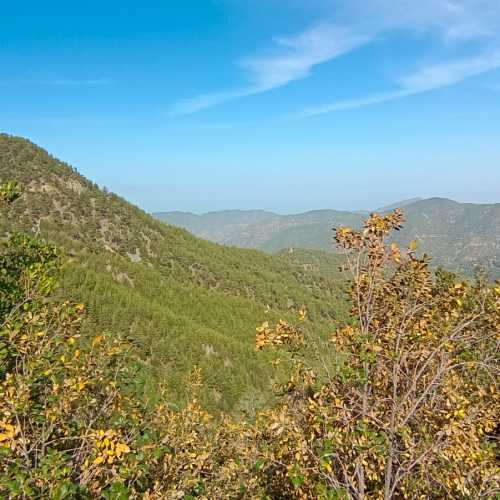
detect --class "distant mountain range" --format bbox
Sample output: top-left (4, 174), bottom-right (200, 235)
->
top-left (155, 198), bottom-right (500, 278)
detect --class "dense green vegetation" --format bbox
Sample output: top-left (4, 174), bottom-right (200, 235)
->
top-left (156, 198), bottom-right (500, 278)
top-left (1, 183), bottom-right (498, 498)
top-left (0, 133), bottom-right (348, 412)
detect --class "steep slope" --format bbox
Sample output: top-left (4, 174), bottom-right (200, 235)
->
top-left (391, 198), bottom-right (500, 276)
top-left (0, 134), bottom-right (348, 412)
top-left (156, 200), bottom-right (500, 277)
top-left (257, 210), bottom-right (363, 253)
top-left (154, 209), bottom-right (277, 245)
top-left (156, 209), bottom-right (363, 250)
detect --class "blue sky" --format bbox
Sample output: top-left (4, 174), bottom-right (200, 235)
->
top-left (2, 0), bottom-right (500, 213)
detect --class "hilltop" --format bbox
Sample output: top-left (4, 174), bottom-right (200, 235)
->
top-left (156, 197), bottom-right (500, 277)
top-left (0, 133), bottom-right (348, 413)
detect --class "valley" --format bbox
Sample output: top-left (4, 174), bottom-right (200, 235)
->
top-left (156, 198), bottom-right (500, 278)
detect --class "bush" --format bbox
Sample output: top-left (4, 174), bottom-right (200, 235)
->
top-left (254, 210), bottom-right (499, 498)
top-left (1, 183), bottom-right (498, 498)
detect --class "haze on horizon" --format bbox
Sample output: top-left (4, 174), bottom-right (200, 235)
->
top-left (2, 0), bottom-right (499, 213)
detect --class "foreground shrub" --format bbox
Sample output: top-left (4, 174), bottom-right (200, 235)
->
top-left (1, 181), bottom-right (498, 498)
top-left (0, 182), bottom-right (258, 498)
top-left (254, 210), bottom-right (499, 498)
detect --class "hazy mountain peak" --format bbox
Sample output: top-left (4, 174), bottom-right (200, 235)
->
top-left (155, 197), bottom-right (500, 278)
top-left (376, 197), bottom-right (424, 212)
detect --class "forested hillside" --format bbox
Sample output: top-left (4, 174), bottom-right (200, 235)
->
top-left (2, 180), bottom-right (498, 497)
top-left (156, 198), bottom-right (500, 277)
top-left (0, 133), bottom-right (348, 412)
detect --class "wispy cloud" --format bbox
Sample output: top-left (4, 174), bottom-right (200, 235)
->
top-left (169, 24), bottom-right (370, 115)
top-left (241, 25), bottom-right (369, 91)
top-left (0, 78), bottom-right (113, 88)
top-left (169, 0), bottom-right (500, 116)
top-left (484, 81), bottom-right (500, 92)
top-left (169, 89), bottom-right (254, 116)
top-left (398, 50), bottom-right (500, 91)
top-left (291, 48), bottom-right (500, 118)
top-left (29, 78), bottom-right (112, 86)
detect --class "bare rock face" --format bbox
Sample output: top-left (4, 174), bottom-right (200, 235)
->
top-left (202, 344), bottom-right (216, 356)
top-left (65, 178), bottom-right (86, 195)
top-left (127, 248), bottom-right (142, 263)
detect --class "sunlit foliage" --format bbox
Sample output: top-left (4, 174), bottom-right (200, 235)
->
top-left (254, 210), bottom-right (499, 498)
top-left (1, 179), bottom-right (498, 498)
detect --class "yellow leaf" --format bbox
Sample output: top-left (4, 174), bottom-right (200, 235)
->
top-left (409, 240), bottom-right (418, 251)
top-left (115, 443), bottom-right (131, 457)
top-left (298, 307), bottom-right (308, 321)
top-left (256, 322), bottom-right (269, 333)
top-left (93, 456), bottom-right (104, 465)
top-left (92, 335), bottom-right (104, 347)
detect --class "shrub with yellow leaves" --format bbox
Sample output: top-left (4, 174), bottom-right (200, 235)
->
top-left (2, 181), bottom-right (498, 499)
top-left (0, 294), bottom-right (142, 496)
top-left (253, 210), bottom-right (499, 499)
top-left (0, 180), bottom-right (262, 497)
top-left (0, 182), bottom-right (142, 497)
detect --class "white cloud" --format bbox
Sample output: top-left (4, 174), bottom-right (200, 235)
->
top-left (291, 49), bottom-right (500, 118)
top-left (169, 89), bottom-right (255, 116)
top-left (398, 50), bottom-right (500, 91)
top-left (169, 0), bottom-right (500, 116)
top-left (169, 24), bottom-right (370, 116)
top-left (337, 0), bottom-right (500, 42)
top-left (242, 24), bottom-right (369, 90)
top-left (288, 90), bottom-right (413, 118)
top-left (34, 79), bottom-right (112, 86)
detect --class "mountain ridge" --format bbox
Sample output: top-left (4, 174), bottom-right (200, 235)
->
top-left (0, 133), bottom-right (348, 412)
top-left (155, 198), bottom-right (500, 277)
top-left (376, 197), bottom-right (424, 212)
